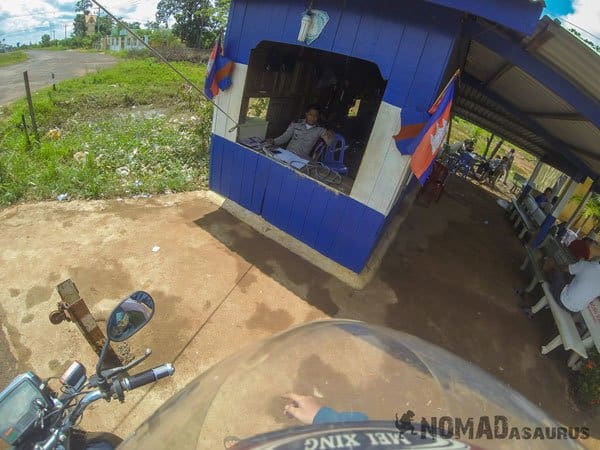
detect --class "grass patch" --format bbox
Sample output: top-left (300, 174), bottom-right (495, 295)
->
top-left (0, 51), bottom-right (28, 67)
top-left (0, 58), bottom-right (212, 206)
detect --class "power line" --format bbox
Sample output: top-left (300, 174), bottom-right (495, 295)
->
top-left (544, 12), bottom-right (600, 42)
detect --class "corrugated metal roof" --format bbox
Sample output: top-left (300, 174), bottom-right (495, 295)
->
top-left (490, 67), bottom-right (573, 113)
top-left (531, 18), bottom-right (600, 102)
top-left (456, 16), bottom-right (600, 182)
top-left (464, 41), bottom-right (504, 81)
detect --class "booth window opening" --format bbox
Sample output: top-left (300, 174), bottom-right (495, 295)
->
top-left (237, 41), bottom-right (387, 194)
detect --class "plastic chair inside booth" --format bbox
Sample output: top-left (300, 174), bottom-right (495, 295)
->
top-left (321, 134), bottom-right (348, 175)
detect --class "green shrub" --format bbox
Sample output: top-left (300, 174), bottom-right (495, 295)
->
top-left (576, 349), bottom-right (600, 406)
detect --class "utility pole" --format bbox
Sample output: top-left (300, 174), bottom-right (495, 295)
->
top-left (65, 24), bottom-right (67, 40)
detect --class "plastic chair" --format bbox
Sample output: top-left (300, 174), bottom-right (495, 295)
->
top-left (417, 161), bottom-right (450, 205)
top-left (321, 134), bottom-right (348, 175)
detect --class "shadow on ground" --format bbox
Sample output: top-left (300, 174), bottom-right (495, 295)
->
top-left (194, 176), bottom-right (600, 439)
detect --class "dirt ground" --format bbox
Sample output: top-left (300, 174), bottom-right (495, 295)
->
top-left (1, 180), bottom-right (599, 448)
top-left (0, 50), bottom-right (117, 106)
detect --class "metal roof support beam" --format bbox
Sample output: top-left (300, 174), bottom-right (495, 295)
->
top-left (465, 22), bottom-right (600, 129)
top-left (460, 73), bottom-right (591, 181)
top-left (526, 112), bottom-right (587, 121)
top-left (456, 111), bottom-right (542, 157)
top-left (423, 0), bottom-right (543, 34)
top-left (483, 62), bottom-right (513, 88)
top-left (524, 20), bottom-right (553, 51)
top-left (453, 105), bottom-right (546, 158)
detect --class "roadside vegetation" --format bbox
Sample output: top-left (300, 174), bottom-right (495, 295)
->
top-left (0, 51), bottom-right (28, 67)
top-left (0, 57), bottom-right (212, 206)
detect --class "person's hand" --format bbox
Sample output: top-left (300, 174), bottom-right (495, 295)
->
top-left (282, 393), bottom-right (322, 424)
top-left (265, 138), bottom-right (274, 145)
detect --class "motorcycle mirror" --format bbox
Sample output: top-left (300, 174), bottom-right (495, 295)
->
top-left (106, 291), bottom-right (155, 342)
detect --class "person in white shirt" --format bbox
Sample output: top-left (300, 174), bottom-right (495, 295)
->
top-left (267, 104), bottom-right (334, 160)
top-left (525, 250), bottom-right (600, 314)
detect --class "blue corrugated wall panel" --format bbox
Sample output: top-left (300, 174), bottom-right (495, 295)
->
top-left (274, 171), bottom-right (301, 231)
top-left (209, 135), bottom-right (387, 273)
top-left (329, 201), bottom-right (367, 269)
top-left (314, 194), bottom-right (349, 256)
top-left (352, 207), bottom-right (387, 272)
top-left (300, 186), bottom-right (331, 248)
top-left (219, 143), bottom-right (235, 199)
top-left (261, 161), bottom-right (287, 225)
top-left (331, 3), bottom-right (362, 56)
top-left (209, 136), bottom-right (223, 193)
top-left (249, 155), bottom-right (271, 214)
top-left (286, 177), bottom-right (316, 239)
top-left (238, 148), bottom-right (259, 210)
top-left (229, 144), bottom-right (245, 205)
top-left (225, 0), bottom-right (462, 110)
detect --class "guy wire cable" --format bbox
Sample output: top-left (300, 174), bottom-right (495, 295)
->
top-left (89, 0), bottom-right (240, 132)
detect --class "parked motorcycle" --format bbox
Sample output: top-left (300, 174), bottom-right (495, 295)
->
top-left (0, 291), bottom-right (174, 450)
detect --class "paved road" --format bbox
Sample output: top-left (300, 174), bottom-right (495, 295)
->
top-left (0, 50), bottom-right (117, 106)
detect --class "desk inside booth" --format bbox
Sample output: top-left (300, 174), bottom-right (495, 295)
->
top-left (238, 137), bottom-right (354, 194)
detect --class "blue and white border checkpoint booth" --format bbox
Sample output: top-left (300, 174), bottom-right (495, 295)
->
top-left (207, 0), bottom-right (547, 287)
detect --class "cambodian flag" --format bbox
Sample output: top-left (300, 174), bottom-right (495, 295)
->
top-left (204, 36), bottom-right (234, 100)
top-left (394, 76), bottom-right (457, 185)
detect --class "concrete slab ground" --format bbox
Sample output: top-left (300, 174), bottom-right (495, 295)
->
top-left (0, 180), bottom-right (599, 448)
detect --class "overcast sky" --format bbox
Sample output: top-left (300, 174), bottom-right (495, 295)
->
top-left (0, 0), bottom-right (599, 47)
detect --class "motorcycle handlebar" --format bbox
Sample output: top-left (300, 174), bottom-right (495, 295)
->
top-left (120, 364), bottom-right (175, 391)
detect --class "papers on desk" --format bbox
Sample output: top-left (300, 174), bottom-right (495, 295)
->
top-left (238, 138), bottom-right (309, 170)
top-left (270, 148), bottom-right (309, 169)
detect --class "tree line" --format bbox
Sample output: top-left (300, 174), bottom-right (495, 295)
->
top-left (65, 0), bottom-right (230, 49)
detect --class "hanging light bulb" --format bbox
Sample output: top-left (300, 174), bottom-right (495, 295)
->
top-left (298, 11), bottom-right (313, 43)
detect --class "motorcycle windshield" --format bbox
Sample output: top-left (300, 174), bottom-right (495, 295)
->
top-left (119, 320), bottom-right (583, 450)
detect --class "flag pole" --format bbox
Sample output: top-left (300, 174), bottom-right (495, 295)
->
top-left (430, 68), bottom-right (461, 111)
top-left (89, 0), bottom-right (239, 130)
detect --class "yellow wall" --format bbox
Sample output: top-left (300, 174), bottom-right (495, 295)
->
top-left (558, 178), bottom-right (593, 232)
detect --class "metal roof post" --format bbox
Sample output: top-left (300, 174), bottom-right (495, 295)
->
top-left (518, 158), bottom-right (543, 202)
top-left (551, 174), bottom-right (568, 201)
top-left (529, 159), bottom-right (543, 186)
top-left (552, 178), bottom-right (578, 218)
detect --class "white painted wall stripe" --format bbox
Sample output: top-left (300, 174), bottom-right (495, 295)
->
top-left (350, 101), bottom-right (412, 216)
top-left (212, 63), bottom-right (248, 143)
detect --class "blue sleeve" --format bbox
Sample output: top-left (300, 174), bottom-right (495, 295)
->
top-left (313, 406), bottom-right (369, 424)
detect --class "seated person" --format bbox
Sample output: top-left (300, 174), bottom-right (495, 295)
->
top-left (534, 187), bottom-right (552, 208)
top-left (266, 104), bottom-right (333, 161)
top-left (477, 156), bottom-right (501, 180)
top-left (523, 250), bottom-right (600, 316)
top-left (541, 195), bottom-right (558, 214)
